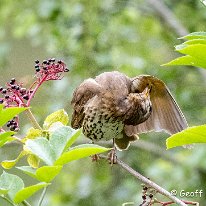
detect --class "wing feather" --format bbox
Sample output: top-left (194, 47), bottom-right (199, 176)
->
top-left (125, 75), bottom-right (188, 136)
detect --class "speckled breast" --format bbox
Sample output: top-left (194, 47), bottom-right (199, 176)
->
top-left (82, 107), bottom-right (124, 141)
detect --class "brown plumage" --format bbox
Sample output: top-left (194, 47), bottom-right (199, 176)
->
top-left (71, 71), bottom-right (188, 150)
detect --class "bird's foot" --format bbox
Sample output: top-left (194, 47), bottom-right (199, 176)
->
top-left (91, 154), bottom-right (100, 162)
top-left (108, 147), bottom-right (117, 165)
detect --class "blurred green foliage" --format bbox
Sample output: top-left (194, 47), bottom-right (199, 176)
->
top-left (0, 0), bottom-right (206, 205)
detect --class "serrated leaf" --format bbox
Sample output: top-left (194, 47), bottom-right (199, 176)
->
top-left (0, 131), bottom-right (15, 148)
top-left (43, 109), bottom-right (69, 129)
top-left (25, 138), bottom-right (56, 165)
top-left (0, 172), bottom-right (24, 200)
top-left (0, 107), bottom-right (28, 127)
top-left (36, 166), bottom-right (62, 182)
top-left (1, 151), bottom-right (27, 169)
top-left (50, 126), bottom-right (81, 159)
top-left (22, 127), bottom-right (42, 143)
top-left (55, 144), bottom-right (111, 166)
top-left (166, 125), bottom-right (206, 149)
top-left (13, 182), bottom-right (49, 203)
top-left (27, 154), bottom-right (40, 168)
top-left (16, 166), bottom-right (37, 179)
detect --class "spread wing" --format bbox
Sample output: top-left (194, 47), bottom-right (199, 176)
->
top-left (71, 78), bottom-right (101, 129)
top-left (124, 75), bottom-right (188, 136)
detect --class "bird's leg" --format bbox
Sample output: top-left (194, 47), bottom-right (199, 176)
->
top-left (90, 140), bottom-right (100, 162)
top-left (108, 139), bottom-right (117, 165)
top-left (92, 153), bottom-right (100, 162)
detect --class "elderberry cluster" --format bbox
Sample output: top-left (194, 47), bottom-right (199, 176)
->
top-left (0, 58), bottom-right (69, 132)
top-left (139, 183), bottom-right (155, 205)
top-left (6, 117), bottom-right (19, 131)
top-left (34, 58), bottom-right (69, 81)
top-left (0, 78), bottom-right (31, 106)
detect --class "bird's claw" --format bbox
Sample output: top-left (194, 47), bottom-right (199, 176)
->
top-left (108, 148), bottom-right (117, 165)
top-left (91, 154), bottom-right (100, 162)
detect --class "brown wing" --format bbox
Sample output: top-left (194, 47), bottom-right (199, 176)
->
top-left (71, 78), bottom-right (101, 129)
top-left (124, 75), bottom-right (188, 136)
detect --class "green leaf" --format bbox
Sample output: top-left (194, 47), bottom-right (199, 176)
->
top-left (27, 154), bottom-right (40, 168)
top-left (180, 32), bottom-right (206, 40)
top-left (163, 44), bottom-right (206, 69)
top-left (0, 107), bottom-right (28, 127)
top-left (13, 182), bottom-right (49, 203)
top-left (0, 187), bottom-right (8, 195)
top-left (50, 126), bottom-right (81, 159)
top-left (182, 39), bottom-right (206, 45)
top-left (1, 151), bottom-right (27, 169)
top-left (16, 166), bottom-right (37, 179)
top-left (0, 131), bottom-right (15, 148)
top-left (17, 165), bottom-right (62, 182)
top-left (55, 144), bottom-right (111, 166)
top-left (36, 166), bottom-right (62, 182)
top-left (1, 160), bottom-right (17, 170)
top-left (0, 172), bottom-right (24, 200)
top-left (176, 44), bottom-right (206, 60)
top-left (25, 138), bottom-right (56, 165)
top-left (166, 125), bottom-right (206, 149)
top-left (43, 109), bottom-right (69, 129)
top-left (162, 55), bottom-right (196, 66)
top-left (22, 127), bottom-right (43, 143)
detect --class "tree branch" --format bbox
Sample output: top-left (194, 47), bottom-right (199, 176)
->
top-left (100, 156), bottom-right (187, 206)
top-left (147, 0), bottom-right (187, 36)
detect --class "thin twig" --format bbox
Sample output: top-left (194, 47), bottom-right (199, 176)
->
top-left (37, 187), bottom-right (47, 206)
top-left (100, 156), bottom-right (187, 206)
top-left (25, 108), bottom-right (42, 130)
top-left (155, 199), bottom-right (199, 206)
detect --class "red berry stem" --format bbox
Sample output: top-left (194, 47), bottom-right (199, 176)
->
top-left (26, 74), bottom-right (48, 107)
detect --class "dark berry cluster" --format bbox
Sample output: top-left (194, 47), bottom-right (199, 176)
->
top-left (139, 183), bottom-right (155, 205)
top-left (34, 58), bottom-right (69, 81)
top-left (0, 58), bottom-right (69, 132)
top-left (0, 78), bottom-right (32, 107)
top-left (6, 117), bottom-right (19, 131)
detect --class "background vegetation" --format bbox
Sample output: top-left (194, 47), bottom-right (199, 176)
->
top-left (0, 0), bottom-right (206, 205)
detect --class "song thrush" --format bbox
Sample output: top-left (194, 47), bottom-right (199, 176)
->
top-left (71, 71), bottom-right (187, 150)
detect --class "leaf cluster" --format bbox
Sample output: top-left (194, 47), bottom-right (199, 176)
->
top-left (164, 32), bottom-right (206, 149)
top-left (0, 109), bottom-right (110, 205)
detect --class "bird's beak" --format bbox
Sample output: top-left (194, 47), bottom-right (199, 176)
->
top-left (143, 85), bottom-right (152, 97)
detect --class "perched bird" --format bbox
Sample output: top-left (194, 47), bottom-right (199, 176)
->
top-left (71, 71), bottom-right (187, 150)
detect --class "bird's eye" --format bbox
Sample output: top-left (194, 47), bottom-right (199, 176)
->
top-left (149, 106), bottom-right (152, 112)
